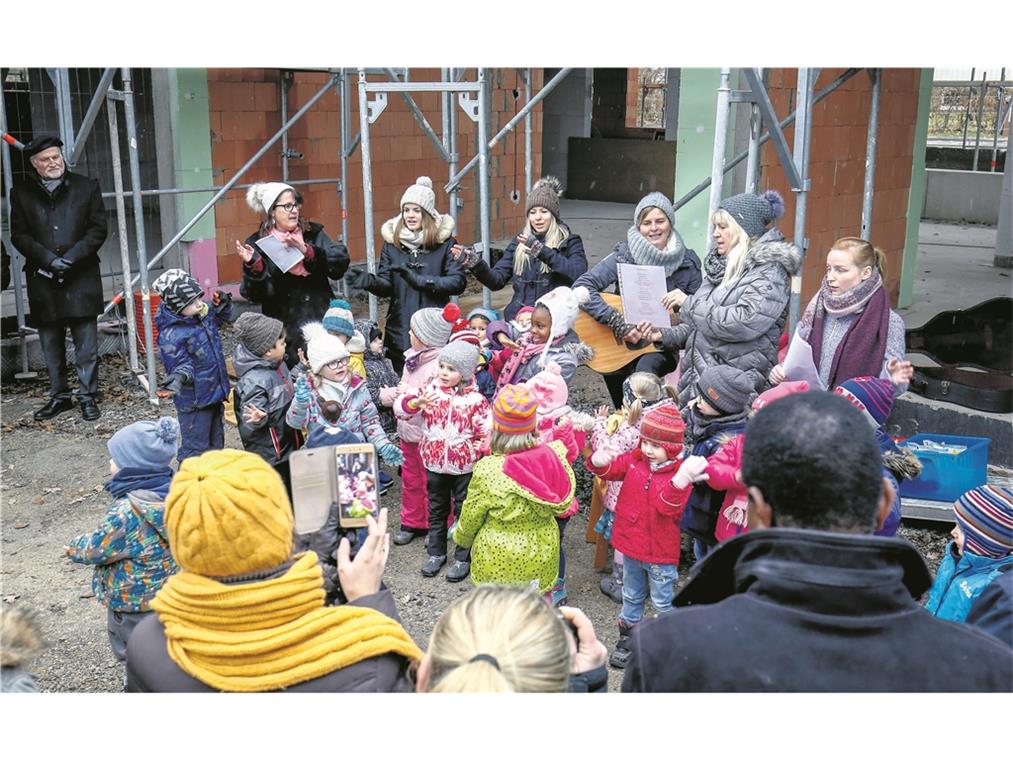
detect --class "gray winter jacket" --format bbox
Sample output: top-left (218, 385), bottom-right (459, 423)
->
top-left (657, 230), bottom-right (801, 408)
top-left (232, 343), bottom-right (298, 465)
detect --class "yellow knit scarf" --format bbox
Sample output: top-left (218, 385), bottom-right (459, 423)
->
top-left (150, 552), bottom-right (423, 692)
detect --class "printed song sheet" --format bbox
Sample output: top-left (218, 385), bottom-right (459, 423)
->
top-left (617, 263), bottom-right (671, 327)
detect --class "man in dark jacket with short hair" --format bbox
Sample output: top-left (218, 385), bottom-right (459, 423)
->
top-left (623, 392), bottom-right (1013, 692)
top-left (11, 135), bottom-right (107, 421)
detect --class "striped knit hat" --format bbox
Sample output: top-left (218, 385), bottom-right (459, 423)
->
top-left (322, 299), bottom-right (355, 338)
top-left (639, 404), bottom-right (685, 457)
top-left (492, 385), bottom-right (538, 435)
top-left (953, 486), bottom-right (1013, 558)
top-left (410, 303), bottom-right (460, 348)
top-left (833, 376), bottom-right (894, 429)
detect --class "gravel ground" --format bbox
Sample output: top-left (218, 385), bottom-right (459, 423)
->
top-left (0, 320), bottom-right (954, 693)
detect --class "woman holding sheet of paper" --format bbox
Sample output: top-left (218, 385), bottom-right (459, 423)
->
top-left (769, 237), bottom-right (911, 394)
top-left (642, 190), bottom-right (800, 410)
top-left (572, 192), bottom-right (701, 406)
top-left (237, 182), bottom-right (350, 367)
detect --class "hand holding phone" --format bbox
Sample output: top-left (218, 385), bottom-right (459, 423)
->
top-left (336, 507), bottom-right (389, 603)
top-left (558, 606), bottom-right (608, 674)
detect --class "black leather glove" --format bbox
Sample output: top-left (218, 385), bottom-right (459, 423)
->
top-left (394, 266), bottom-right (436, 293)
top-left (345, 267), bottom-right (371, 289)
top-left (48, 257), bottom-right (73, 275)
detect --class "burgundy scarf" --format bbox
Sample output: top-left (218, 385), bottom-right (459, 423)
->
top-left (807, 285), bottom-right (890, 389)
top-left (495, 334), bottom-right (554, 392)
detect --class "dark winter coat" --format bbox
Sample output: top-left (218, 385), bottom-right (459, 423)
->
top-left (622, 529), bottom-right (1013, 692)
top-left (239, 222), bottom-right (349, 367)
top-left (470, 229), bottom-right (588, 321)
top-left (125, 588), bottom-right (415, 692)
top-left (155, 300), bottom-right (232, 413)
top-left (680, 409), bottom-right (748, 546)
top-left (232, 343), bottom-right (298, 465)
top-left (573, 239), bottom-right (702, 331)
top-left (657, 230), bottom-right (800, 409)
top-left (10, 171), bottom-right (108, 325)
top-left (965, 568), bottom-right (1013, 648)
top-left (359, 216), bottom-right (465, 367)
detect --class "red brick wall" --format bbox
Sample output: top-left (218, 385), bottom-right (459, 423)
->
top-left (760, 68), bottom-right (920, 306)
top-left (207, 68), bottom-right (543, 285)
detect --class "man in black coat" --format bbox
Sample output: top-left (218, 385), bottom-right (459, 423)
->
top-left (11, 136), bottom-right (108, 421)
top-left (622, 392), bottom-right (1013, 693)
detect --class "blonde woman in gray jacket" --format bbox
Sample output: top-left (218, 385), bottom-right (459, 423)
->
top-left (638, 190), bottom-right (800, 410)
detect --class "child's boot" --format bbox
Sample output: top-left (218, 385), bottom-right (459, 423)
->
top-left (609, 619), bottom-right (635, 669)
top-left (549, 576), bottom-right (568, 607)
top-left (599, 561), bottom-right (623, 604)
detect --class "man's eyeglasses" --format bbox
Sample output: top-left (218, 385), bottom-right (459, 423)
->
top-left (273, 202), bottom-right (301, 212)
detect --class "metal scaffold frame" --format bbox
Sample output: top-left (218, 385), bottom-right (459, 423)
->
top-left (2, 66), bottom-right (572, 399)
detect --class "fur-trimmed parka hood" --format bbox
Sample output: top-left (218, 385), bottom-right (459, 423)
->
top-left (0, 607), bottom-right (44, 668)
top-left (380, 214), bottom-right (456, 247)
top-left (742, 230), bottom-right (802, 276)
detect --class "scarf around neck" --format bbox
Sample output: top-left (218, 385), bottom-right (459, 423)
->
top-left (684, 404), bottom-right (749, 452)
top-left (398, 224), bottom-right (425, 252)
top-left (625, 225), bottom-right (686, 276)
top-left (149, 552), bottom-right (422, 692)
top-left (105, 467), bottom-right (173, 499)
top-left (495, 332), bottom-right (556, 391)
top-left (317, 377), bottom-right (350, 405)
top-left (801, 271), bottom-right (890, 387)
top-left (702, 249), bottom-right (729, 284)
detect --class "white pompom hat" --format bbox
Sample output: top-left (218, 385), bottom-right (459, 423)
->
top-left (246, 182), bottom-right (296, 216)
top-left (400, 176), bottom-right (440, 221)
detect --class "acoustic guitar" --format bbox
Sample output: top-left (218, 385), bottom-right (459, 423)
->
top-left (574, 292), bottom-right (662, 374)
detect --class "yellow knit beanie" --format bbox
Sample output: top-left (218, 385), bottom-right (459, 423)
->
top-left (165, 449), bottom-right (293, 576)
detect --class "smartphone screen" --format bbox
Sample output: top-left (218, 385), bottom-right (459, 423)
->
top-left (289, 448), bottom-right (335, 535)
top-left (335, 444), bottom-right (380, 528)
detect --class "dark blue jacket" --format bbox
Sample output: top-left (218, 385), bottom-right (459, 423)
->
top-left (573, 239), bottom-right (701, 328)
top-left (966, 567), bottom-right (1013, 648)
top-left (155, 300), bottom-right (232, 412)
top-left (471, 229), bottom-right (588, 321)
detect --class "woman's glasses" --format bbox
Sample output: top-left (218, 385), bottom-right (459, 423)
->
top-left (274, 202), bottom-right (301, 212)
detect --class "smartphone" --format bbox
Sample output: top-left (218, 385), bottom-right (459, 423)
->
top-left (289, 448), bottom-right (336, 535)
top-left (334, 443), bottom-right (380, 529)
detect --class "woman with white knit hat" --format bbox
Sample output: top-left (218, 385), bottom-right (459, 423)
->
top-left (347, 177), bottom-right (465, 374)
top-left (236, 182), bottom-right (349, 368)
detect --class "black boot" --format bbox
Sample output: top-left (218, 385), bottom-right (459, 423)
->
top-left (599, 561), bottom-right (623, 604)
top-left (609, 619), bottom-right (635, 669)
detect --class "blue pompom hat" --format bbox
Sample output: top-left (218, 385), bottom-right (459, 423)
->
top-left (107, 417), bottom-right (180, 471)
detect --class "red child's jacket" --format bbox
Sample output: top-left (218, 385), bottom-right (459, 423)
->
top-left (706, 434), bottom-right (750, 543)
top-left (587, 449), bottom-right (690, 565)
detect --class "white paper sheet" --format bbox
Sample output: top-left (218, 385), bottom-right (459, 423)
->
top-left (617, 263), bottom-right (672, 327)
top-left (782, 328), bottom-right (826, 390)
top-left (256, 234), bottom-right (305, 273)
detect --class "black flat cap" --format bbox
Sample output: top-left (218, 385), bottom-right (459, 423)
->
top-left (24, 135), bottom-right (64, 158)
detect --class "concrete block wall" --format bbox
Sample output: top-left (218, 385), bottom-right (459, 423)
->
top-left (761, 68), bottom-right (922, 306)
top-left (205, 68), bottom-right (541, 286)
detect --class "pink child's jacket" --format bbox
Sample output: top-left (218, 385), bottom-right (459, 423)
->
top-left (706, 434), bottom-right (749, 543)
top-left (380, 346), bottom-right (440, 444)
top-left (587, 449), bottom-right (691, 565)
top-left (536, 416), bottom-right (585, 519)
top-left (396, 379), bottom-right (491, 475)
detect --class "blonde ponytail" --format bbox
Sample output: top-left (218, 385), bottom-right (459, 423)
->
top-left (832, 236), bottom-right (886, 276)
top-left (624, 372), bottom-right (678, 426)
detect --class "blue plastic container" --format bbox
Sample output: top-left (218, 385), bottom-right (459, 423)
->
top-left (898, 434), bottom-right (990, 503)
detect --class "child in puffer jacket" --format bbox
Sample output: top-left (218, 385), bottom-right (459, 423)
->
top-left (486, 286), bottom-right (593, 390)
top-left (396, 334), bottom-right (491, 583)
top-left (524, 361), bottom-right (596, 606)
top-left (152, 268), bottom-right (233, 461)
top-left (587, 404), bottom-right (692, 670)
top-left (678, 380), bottom-right (811, 543)
top-left (925, 486), bottom-right (1013, 623)
top-left (589, 374), bottom-right (681, 603)
top-left (379, 303), bottom-right (460, 545)
top-left (65, 417), bottom-right (180, 666)
top-left (680, 364), bottom-right (753, 561)
top-left (286, 322), bottom-right (403, 469)
top-left (232, 312), bottom-right (298, 494)
top-left (357, 318), bottom-right (400, 495)
top-left (450, 384), bottom-right (575, 595)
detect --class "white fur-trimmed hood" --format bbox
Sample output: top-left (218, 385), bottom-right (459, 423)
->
top-left (380, 214), bottom-right (456, 246)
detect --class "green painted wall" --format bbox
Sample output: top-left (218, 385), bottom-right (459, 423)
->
top-left (168, 68), bottom-right (215, 240)
top-left (673, 69), bottom-right (723, 256)
top-left (898, 68), bottom-right (933, 308)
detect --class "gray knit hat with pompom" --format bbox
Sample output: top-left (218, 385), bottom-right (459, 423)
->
top-left (526, 176), bottom-right (562, 219)
top-left (717, 189), bottom-right (785, 239)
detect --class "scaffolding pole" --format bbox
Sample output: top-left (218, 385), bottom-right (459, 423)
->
top-left (106, 97), bottom-right (141, 375)
top-left (120, 68), bottom-right (158, 404)
top-left (447, 67), bottom-right (460, 225)
top-left (707, 69), bottom-right (733, 243)
top-left (357, 69), bottom-right (380, 322)
top-left (973, 71), bottom-right (988, 170)
top-left (281, 72), bottom-right (290, 181)
top-left (524, 68), bottom-right (533, 193)
top-left (991, 69), bottom-right (1006, 173)
top-left (477, 69), bottom-right (492, 310)
top-left (102, 72), bottom-right (339, 315)
top-left (0, 77), bottom-right (36, 378)
top-left (337, 71), bottom-right (350, 298)
top-left (68, 67), bottom-right (118, 167)
top-left (788, 68), bottom-right (816, 334)
top-left (861, 69), bottom-right (881, 240)
top-left (745, 68), bottom-right (763, 193)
